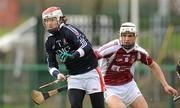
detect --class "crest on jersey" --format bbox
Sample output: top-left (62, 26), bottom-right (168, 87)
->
top-left (125, 57), bottom-right (129, 62)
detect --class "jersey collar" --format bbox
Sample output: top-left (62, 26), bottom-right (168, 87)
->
top-left (58, 23), bottom-right (65, 31)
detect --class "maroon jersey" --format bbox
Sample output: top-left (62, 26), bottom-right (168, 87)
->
top-left (96, 39), bottom-right (153, 85)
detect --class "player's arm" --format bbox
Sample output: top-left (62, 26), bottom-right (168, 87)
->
top-left (138, 50), bottom-right (166, 85)
top-left (138, 49), bottom-right (178, 96)
top-left (148, 61), bottom-right (178, 96)
top-left (148, 61), bottom-right (169, 88)
top-left (68, 28), bottom-right (93, 58)
top-left (94, 50), bottom-right (111, 60)
top-left (45, 39), bottom-right (66, 81)
top-left (72, 35), bottom-right (92, 58)
top-left (59, 26), bottom-right (93, 62)
top-left (94, 39), bottom-right (119, 59)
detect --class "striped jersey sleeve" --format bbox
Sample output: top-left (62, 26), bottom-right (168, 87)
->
top-left (63, 24), bottom-right (92, 57)
top-left (95, 39), bottom-right (121, 59)
top-left (135, 44), bottom-right (153, 65)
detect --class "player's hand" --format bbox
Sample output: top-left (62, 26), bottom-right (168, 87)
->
top-left (164, 85), bottom-right (178, 96)
top-left (58, 52), bottom-right (75, 62)
top-left (57, 73), bottom-right (66, 82)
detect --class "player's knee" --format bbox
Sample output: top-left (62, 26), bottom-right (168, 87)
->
top-left (107, 97), bottom-right (126, 108)
top-left (108, 103), bottom-right (126, 108)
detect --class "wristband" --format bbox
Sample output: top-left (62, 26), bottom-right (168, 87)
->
top-left (49, 67), bottom-right (60, 77)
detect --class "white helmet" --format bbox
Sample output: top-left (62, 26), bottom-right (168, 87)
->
top-left (42, 6), bottom-right (63, 22)
top-left (42, 7), bottom-right (63, 33)
top-left (119, 22), bottom-right (137, 36)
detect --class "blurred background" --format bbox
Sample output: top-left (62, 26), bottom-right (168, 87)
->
top-left (0, 0), bottom-right (180, 108)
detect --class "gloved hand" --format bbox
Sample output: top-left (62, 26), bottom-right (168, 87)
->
top-left (58, 52), bottom-right (75, 62)
top-left (57, 73), bottom-right (66, 82)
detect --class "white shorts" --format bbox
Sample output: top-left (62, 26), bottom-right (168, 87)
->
top-left (104, 79), bottom-right (142, 106)
top-left (67, 67), bottom-right (105, 94)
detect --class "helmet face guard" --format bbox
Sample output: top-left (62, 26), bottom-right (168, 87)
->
top-left (119, 22), bottom-right (137, 49)
top-left (42, 7), bottom-right (63, 33)
top-left (119, 22), bottom-right (137, 36)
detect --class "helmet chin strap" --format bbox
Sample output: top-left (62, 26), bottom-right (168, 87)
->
top-left (48, 28), bottom-right (57, 34)
top-left (122, 43), bottom-right (135, 50)
top-left (47, 27), bottom-right (59, 34)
